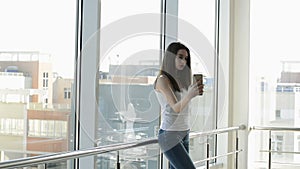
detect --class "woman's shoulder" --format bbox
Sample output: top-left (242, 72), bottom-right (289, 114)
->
top-left (156, 74), bottom-right (172, 90)
top-left (157, 74), bottom-right (170, 83)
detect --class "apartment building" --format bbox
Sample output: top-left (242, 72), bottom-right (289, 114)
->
top-left (0, 52), bottom-right (72, 161)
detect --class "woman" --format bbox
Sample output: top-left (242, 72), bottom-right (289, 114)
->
top-left (154, 42), bottom-right (203, 169)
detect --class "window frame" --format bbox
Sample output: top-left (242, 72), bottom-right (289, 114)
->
top-left (75, 0), bottom-right (224, 168)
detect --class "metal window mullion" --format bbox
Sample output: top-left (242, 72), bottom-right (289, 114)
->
top-left (214, 0), bottom-right (221, 164)
top-left (74, 0), bottom-right (84, 168)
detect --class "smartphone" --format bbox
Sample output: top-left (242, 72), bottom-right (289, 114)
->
top-left (193, 74), bottom-right (203, 84)
top-left (193, 74), bottom-right (203, 95)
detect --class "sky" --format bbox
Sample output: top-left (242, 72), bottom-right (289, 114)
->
top-left (99, 0), bottom-right (215, 76)
top-left (250, 0), bottom-right (300, 80)
top-left (0, 0), bottom-right (76, 78)
top-left (0, 0), bottom-right (214, 79)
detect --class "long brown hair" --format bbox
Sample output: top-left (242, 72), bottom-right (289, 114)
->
top-left (156, 42), bottom-right (191, 92)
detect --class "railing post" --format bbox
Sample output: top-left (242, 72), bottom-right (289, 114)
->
top-left (268, 130), bottom-right (272, 169)
top-left (206, 136), bottom-right (210, 169)
top-left (116, 151), bottom-right (120, 169)
top-left (235, 130), bottom-right (239, 169)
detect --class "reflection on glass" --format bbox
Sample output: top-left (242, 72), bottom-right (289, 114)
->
top-left (178, 0), bottom-right (216, 166)
top-left (250, 0), bottom-right (300, 168)
top-left (97, 0), bottom-right (161, 168)
top-left (0, 0), bottom-right (76, 168)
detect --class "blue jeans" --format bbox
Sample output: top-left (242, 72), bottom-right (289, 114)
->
top-left (158, 129), bottom-right (196, 169)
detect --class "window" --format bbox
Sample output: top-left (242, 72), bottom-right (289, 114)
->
top-left (0, 118), bottom-right (24, 135)
top-left (275, 110), bottom-right (281, 119)
top-left (0, 0), bottom-right (76, 167)
top-left (249, 0), bottom-right (300, 167)
top-left (28, 119), bottom-right (67, 138)
top-left (95, 1), bottom-right (161, 168)
top-left (64, 88), bottom-right (71, 99)
top-left (273, 135), bottom-right (283, 155)
top-left (178, 0), bottom-right (217, 165)
top-left (43, 72), bottom-right (49, 88)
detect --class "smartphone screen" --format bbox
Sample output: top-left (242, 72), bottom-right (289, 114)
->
top-left (193, 74), bottom-right (203, 84)
top-left (193, 74), bottom-right (203, 95)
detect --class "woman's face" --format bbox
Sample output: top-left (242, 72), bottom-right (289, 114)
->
top-left (175, 49), bottom-right (188, 70)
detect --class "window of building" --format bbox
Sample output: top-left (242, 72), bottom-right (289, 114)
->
top-left (64, 88), bottom-right (71, 99)
top-left (273, 135), bottom-right (283, 155)
top-left (43, 72), bottom-right (48, 78)
top-left (43, 72), bottom-right (49, 88)
top-left (276, 110), bottom-right (281, 119)
top-left (0, 118), bottom-right (24, 135)
top-left (28, 119), bottom-right (67, 138)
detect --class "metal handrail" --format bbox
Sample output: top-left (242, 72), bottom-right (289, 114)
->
top-left (0, 139), bottom-right (157, 169)
top-left (194, 149), bottom-right (242, 165)
top-left (0, 125), bottom-right (246, 169)
top-left (250, 126), bottom-right (300, 169)
top-left (250, 126), bottom-right (300, 132)
top-left (190, 125), bottom-right (246, 139)
top-left (260, 150), bottom-right (300, 154)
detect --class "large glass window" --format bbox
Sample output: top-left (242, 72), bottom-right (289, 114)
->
top-left (0, 0), bottom-right (76, 168)
top-left (249, 0), bottom-right (300, 168)
top-left (178, 0), bottom-right (217, 166)
top-left (96, 0), bottom-right (161, 168)
top-left (0, 0), bottom-right (222, 168)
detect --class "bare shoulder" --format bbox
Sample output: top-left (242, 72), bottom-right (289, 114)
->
top-left (156, 75), bottom-right (178, 104)
top-left (156, 75), bottom-right (171, 91)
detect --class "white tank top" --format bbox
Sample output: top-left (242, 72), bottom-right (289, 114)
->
top-left (155, 89), bottom-right (190, 131)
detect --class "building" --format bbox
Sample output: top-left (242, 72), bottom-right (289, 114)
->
top-left (0, 52), bottom-right (53, 108)
top-left (254, 61), bottom-right (300, 168)
top-left (0, 52), bottom-right (71, 163)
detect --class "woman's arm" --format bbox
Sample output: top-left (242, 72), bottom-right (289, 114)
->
top-left (155, 75), bottom-right (200, 113)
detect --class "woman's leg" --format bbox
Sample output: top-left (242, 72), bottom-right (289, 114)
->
top-left (158, 130), bottom-right (195, 169)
